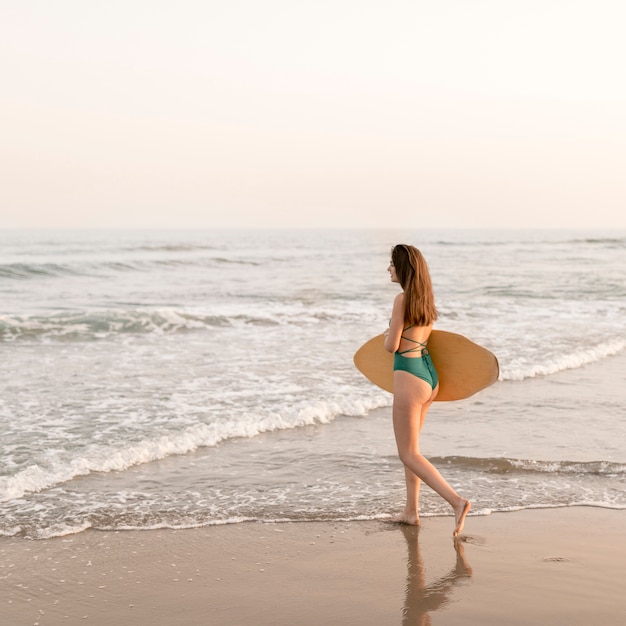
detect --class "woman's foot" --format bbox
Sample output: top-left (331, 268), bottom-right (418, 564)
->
top-left (390, 510), bottom-right (420, 525)
top-left (453, 499), bottom-right (471, 537)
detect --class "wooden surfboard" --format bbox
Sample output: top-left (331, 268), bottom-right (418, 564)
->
top-left (353, 330), bottom-right (499, 401)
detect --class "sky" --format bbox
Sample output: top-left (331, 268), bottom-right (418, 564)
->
top-left (1, 0), bottom-right (625, 230)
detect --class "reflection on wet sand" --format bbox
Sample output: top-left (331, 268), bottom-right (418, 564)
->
top-left (400, 525), bottom-right (473, 625)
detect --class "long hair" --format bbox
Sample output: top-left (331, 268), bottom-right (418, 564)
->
top-left (391, 244), bottom-right (438, 326)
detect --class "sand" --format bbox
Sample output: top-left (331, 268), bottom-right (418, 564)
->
top-left (2, 507), bottom-right (625, 625)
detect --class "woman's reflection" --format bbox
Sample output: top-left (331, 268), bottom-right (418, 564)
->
top-left (400, 525), bottom-right (473, 625)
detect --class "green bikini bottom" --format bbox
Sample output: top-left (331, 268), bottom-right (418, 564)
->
top-left (393, 351), bottom-right (439, 390)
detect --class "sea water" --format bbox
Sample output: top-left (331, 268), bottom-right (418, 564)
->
top-left (1, 228), bottom-right (624, 538)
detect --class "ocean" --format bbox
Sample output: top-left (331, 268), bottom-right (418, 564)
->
top-left (1, 228), bottom-right (625, 539)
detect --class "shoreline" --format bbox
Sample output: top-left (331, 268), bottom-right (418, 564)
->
top-left (2, 506), bottom-right (625, 625)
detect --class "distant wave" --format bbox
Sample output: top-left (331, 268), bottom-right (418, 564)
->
top-left (0, 256), bottom-right (260, 280)
top-left (131, 243), bottom-right (219, 253)
top-left (0, 260), bottom-right (160, 279)
top-left (213, 257), bottom-right (261, 266)
top-left (0, 262), bottom-right (82, 279)
top-left (0, 309), bottom-right (287, 341)
top-left (0, 309), bottom-right (226, 341)
top-left (565, 237), bottom-right (626, 247)
top-left (435, 235), bottom-right (625, 248)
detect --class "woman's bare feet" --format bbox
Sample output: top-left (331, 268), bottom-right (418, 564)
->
top-left (391, 510), bottom-right (420, 525)
top-left (453, 499), bottom-right (471, 537)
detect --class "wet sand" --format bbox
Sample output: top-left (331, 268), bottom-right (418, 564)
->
top-left (2, 506), bottom-right (625, 625)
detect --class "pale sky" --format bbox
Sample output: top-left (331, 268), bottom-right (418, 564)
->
top-left (2, 0), bottom-right (625, 229)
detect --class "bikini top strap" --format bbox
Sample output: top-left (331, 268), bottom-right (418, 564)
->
top-left (398, 327), bottom-right (429, 355)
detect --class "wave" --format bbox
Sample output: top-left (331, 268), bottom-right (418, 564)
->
top-left (0, 259), bottom-right (164, 279)
top-left (0, 304), bottom-right (368, 341)
top-left (3, 445), bottom-right (621, 508)
top-left (0, 262), bottom-right (82, 279)
top-left (0, 395), bottom-right (388, 503)
top-left (565, 237), bottom-right (626, 247)
top-left (433, 234), bottom-right (626, 249)
top-left (429, 455), bottom-right (626, 476)
top-left (0, 256), bottom-right (260, 280)
top-left (0, 308), bottom-right (278, 341)
top-left (131, 243), bottom-right (219, 253)
top-left (500, 338), bottom-right (626, 381)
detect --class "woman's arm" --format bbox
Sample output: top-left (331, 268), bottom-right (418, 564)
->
top-left (384, 292), bottom-right (405, 353)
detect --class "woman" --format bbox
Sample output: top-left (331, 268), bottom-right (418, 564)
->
top-left (383, 244), bottom-right (471, 537)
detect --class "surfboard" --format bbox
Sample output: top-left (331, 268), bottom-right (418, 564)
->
top-left (353, 330), bottom-right (499, 401)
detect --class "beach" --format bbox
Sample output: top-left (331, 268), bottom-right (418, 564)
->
top-left (3, 349), bottom-right (626, 625)
top-left (2, 507), bottom-right (625, 625)
top-left (1, 229), bottom-right (625, 624)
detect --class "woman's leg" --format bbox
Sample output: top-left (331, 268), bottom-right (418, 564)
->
top-left (392, 373), bottom-right (471, 536)
top-left (392, 398), bottom-right (433, 524)
top-left (392, 466), bottom-right (421, 525)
